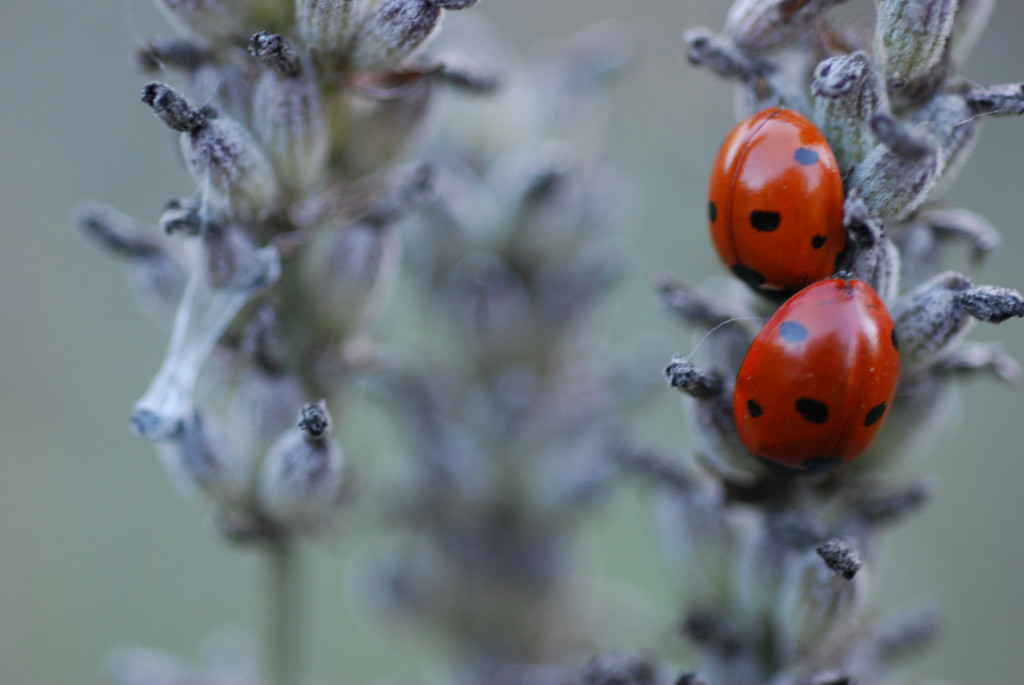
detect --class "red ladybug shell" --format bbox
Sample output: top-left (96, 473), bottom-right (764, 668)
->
top-left (733, 278), bottom-right (900, 472)
top-left (708, 108), bottom-right (845, 294)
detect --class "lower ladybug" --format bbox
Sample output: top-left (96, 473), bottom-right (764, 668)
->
top-left (708, 107), bottom-right (845, 296)
top-left (733, 278), bottom-right (900, 472)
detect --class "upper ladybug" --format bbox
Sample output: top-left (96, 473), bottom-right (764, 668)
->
top-left (708, 107), bottom-right (845, 295)
top-left (733, 278), bottom-right (901, 472)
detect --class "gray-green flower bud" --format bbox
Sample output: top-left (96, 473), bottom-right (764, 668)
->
top-left (891, 271), bottom-right (1024, 371)
top-left (876, 0), bottom-right (958, 84)
top-left (250, 34), bottom-right (329, 197)
top-left (849, 114), bottom-right (942, 222)
top-left (142, 83), bottom-right (280, 220)
top-left (74, 202), bottom-right (186, 326)
top-left (301, 220), bottom-right (401, 343)
top-left (156, 411), bottom-right (251, 509)
top-left (775, 540), bottom-right (864, 661)
top-left (257, 401), bottom-right (345, 531)
top-left (349, 0), bottom-right (442, 71)
top-left (297, 0), bottom-right (365, 59)
top-left (811, 51), bottom-right (888, 170)
top-left (725, 0), bottom-right (848, 54)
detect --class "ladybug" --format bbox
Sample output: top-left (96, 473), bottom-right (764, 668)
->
top-left (708, 107), bottom-right (845, 295)
top-left (733, 278), bottom-right (900, 472)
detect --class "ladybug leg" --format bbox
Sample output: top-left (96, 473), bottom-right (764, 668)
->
top-left (892, 271), bottom-right (1024, 371)
top-left (838, 191), bottom-right (900, 302)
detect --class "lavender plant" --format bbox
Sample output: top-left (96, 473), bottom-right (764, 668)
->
top-left (645, 1), bottom-right (1024, 684)
top-left (76, 1), bottom-right (489, 683)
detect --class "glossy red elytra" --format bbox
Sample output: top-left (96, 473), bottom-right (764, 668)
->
top-left (708, 107), bottom-right (845, 295)
top-left (733, 278), bottom-right (900, 472)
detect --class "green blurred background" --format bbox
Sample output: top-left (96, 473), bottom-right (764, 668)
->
top-left (2, 1), bottom-right (1023, 683)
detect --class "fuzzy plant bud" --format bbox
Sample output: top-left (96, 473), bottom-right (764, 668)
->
top-left (655, 485), bottom-right (743, 609)
top-left (257, 401), bottom-right (345, 531)
top-left (229, 309), bottom-right (307, 460)
top-left (160, 198), bottom-right (203, 236)
top-left (840, 191), bottom-right (901, 302)
top-left (330, 74), bottom-right (433, 178)
top-left (684, 27), bottom-right (767, 81)
top-left (775, 540), bottom-right (864, 660)
top-left (913, 93), bottom-right (978, 196)
top-left (301, 220), bottom-right (401, 343)
top-left (249, 33), bottom-right (329, 197)
top-left (348, 0), bottom-right (442, 71)
top-left (156, 411), bottom-right (251, 509)
top-left (891, 271), bottom-right (1024, 371)
top-left (581, 653), bottom-right (656, 685)
top-left (849, 114), bottom-right (942, 222)
top-left (876, 0), bottom-right (958, 84)
top-left (811, 51), bottom-right (888, 170)
top-left (142, 83), bottom-right (279, 221)
top-left (725, 0), bottom-right (848, 54)
top-left (154, 0), bottom-right (291, 45)
top-left (131, 228), bottom-right (280, 440)
top-left (296, 0), bottom-right (363, 58)
top-left (74, 202), bottom-right (186, 326)
top-left (966, 82), bottom-right (1024, 116)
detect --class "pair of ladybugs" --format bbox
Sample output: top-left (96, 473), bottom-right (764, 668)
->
top-left (707, 108), bottom-right (900, 472)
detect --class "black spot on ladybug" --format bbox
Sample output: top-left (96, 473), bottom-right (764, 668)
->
top-left (750, 210), bottom-right (781, 232)
top-left (732, 263), bottom-right (766, 287)
top-left (795, 398), bottom-right (829, 424)
top-left (794, 147), bottom-right (819, 165)
top-left (891, 328), bottom-right (899, 350)
top-left (747, 399), bottom-right (763, 417)
top-left (801, 456), bottom-right (842, 473)
top-left (864, 402), bottom-right (887, 427)
top-left (779, 321), bottom-right (808, 342)
top-left (708, 200), bottom-right (717, 223)
top-left (811, 235), bottom-right (826, 249)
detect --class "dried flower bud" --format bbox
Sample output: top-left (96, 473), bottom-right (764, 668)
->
top-left (684, 27), bottom-right (767, 81)
top-left (297, 0), bottom-right (363, 57)
top-left (581, 652), bottom-right (656, 685)
top-left (131, 232), bottom-right (280, 440)
top-left (330, 76), bottom-right (433, 178)
top-left (811, 51), bottom-right (888, 170)
top-left (143, 83), bottom-right (279, 220)
top-left (666, 357), bottom-right (724, 399)
top-left (655, 486), bottom-right (743, 608)
top-left (775, 541), bottom-right (864, 660)
top-left (250, 35), bottom-right (328, 196)
top-left (876, 0), bottom-right (958, 84)
top-left (849, 114), bottom-right (942, 222)
top-left (257, 401), bottom-right (345, 531)
top-left (840, 192), bottom-right (901, 303)
top-left (300, 220), bottom-right (402, 342)
top-left (725, 0), bottom-right (848, 54)
top-left (74, 202), bottom-right (186, 325)
top-left (349, 0), bottom-right (442, 71)
top-left (912, 93), bottom-right (978, 194)
top-left (966, 81), bottom-right (1024, 116)
top-left (156, 411), bottom-right (251, 508)
top-left (891, 271), bottom-right (1024, 370)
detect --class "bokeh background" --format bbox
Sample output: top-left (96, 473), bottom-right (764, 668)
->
top-left (2, 1), bottom-right (1023, 683)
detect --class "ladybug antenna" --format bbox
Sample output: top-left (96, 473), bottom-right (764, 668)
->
top-left (684, 316), bottom-right (763, 359)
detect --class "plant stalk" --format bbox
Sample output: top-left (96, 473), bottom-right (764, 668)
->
top-left (266, 540), bottom-right (301, 685)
